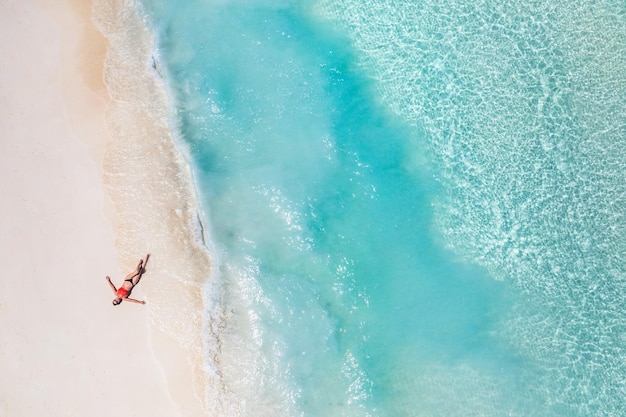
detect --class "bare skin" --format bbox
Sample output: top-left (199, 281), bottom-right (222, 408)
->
top-left (106, 254), bottom-right (150, 306)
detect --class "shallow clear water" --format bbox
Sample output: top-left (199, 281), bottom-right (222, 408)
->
top-left (139, 0), bottom-right (626, 415)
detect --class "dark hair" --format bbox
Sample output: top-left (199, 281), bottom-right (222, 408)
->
top-left (112, 298), bottom-right (121, 306)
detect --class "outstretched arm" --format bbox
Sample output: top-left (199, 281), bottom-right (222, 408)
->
top-left (123, 297), bottom-right (146, 305)
top-left (105, 276), bottom-right (117, 294)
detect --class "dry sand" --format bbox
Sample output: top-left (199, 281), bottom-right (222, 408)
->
top-left (0, 1), bottom-right (183, 415)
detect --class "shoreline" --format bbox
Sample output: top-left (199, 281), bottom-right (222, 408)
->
top-left (0, 1), bottom-right (185, 416)
top-left (91, 0), bottom-right (223, 415)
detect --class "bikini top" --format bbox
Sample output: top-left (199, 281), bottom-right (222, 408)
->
top-left (116, 287), bottom-right (129, 298)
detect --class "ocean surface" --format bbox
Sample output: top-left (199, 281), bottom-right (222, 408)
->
top-left (135, 0), bottom-right (626, 415)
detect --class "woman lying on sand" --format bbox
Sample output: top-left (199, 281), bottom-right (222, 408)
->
top-left (106, 254), bottom-right (150, 306)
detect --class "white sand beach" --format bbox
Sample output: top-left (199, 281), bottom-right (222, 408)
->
top-left (0, 1), bottom-right (195, 415)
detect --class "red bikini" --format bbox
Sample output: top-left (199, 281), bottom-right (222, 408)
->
top-left (116, 287), bottom-right (129, 298)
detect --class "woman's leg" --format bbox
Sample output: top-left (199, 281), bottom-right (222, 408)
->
top-left (130, 255), bottom-right (149, 285)
top-left (124, 259), bottom-right (144, 281)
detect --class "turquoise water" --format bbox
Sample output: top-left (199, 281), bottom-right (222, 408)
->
top-left (139, 0), bottom-right (626, 415)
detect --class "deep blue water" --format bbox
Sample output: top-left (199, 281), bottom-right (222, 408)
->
top-left (139, 0), bottom-right (626, 415)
